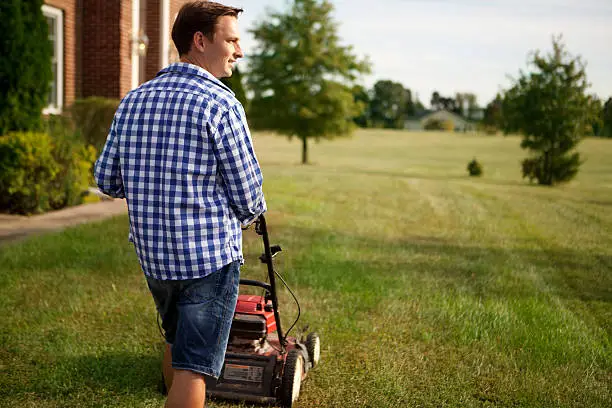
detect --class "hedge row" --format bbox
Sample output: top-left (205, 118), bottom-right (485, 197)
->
top-left (0, 97), bottom-right (118, 214)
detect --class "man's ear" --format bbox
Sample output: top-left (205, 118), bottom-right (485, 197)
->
top-left (192, 31), bottom-right (206, 52)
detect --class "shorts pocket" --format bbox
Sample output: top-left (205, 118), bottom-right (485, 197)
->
top-left (180, 272), bottom-right (222, 304)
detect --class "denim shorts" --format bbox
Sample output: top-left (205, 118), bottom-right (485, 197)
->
top-left (146, 261), bottom-right (240, 378)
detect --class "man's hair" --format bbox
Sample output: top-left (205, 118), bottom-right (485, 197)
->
top-left (172, 1), bottom-right (243, 56)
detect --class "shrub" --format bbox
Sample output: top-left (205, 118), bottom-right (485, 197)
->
top-left (44, 116), bottom-right (97, 209)
top-left (0, 0), bottom-right (53, 135)
top-left (0, 129), bottom-right (97, 215)
top-left (424, 118), bottom-right (454, 131)
top-left (443, 120), bottom-right (455, 132)
top-left (424, 118), bottom-right (444, 131)
top-left (478, 123), bottom-right (498, 135)
top-left (467, 158), bottom-right (483, 177)
top-left (0, 132), bottom-right (60, 214)
top-left (70, 97), bottom-right (119, 152)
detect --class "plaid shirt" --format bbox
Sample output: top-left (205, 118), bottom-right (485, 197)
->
top-left (94, 62), bottom-right (266, 280)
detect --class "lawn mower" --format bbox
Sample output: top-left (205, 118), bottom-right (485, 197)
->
top-left (161, 214), bottom-right (320, 407)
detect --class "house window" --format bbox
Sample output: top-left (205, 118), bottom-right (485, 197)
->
top-left (42, 5), bottom-right (63, 114)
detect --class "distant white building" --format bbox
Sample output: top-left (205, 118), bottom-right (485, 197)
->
top-left (404, 109), bottom-right (478, 132)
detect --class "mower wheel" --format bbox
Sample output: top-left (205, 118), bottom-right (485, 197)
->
top-left (280, 349), bottom-right (304, 407)
top-left (306, 332), bottom-right (321, 367)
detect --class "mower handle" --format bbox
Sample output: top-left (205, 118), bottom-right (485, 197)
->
top-left (252, 214), bottom-right (287, 349)
top-left (238, 278), bottom-right (271, 292)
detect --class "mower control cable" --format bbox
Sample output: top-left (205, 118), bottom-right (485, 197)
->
top-left (272, 266), bottom-right (301, 341)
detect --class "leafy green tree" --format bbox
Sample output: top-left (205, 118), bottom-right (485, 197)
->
top-left (351, 85), bottom-right (370, 128)
top-left (0, 0), bottom-right (52, 135)
top-left (483, 93), bottom-right (503, 131)
top-left (464, 93), bottom-right (479, 120)
top-left (454, 93), bottom-right (478, 118)
top-left (247, 0), bottom-right (371, 163)
top-left (590, 98), bottom-right (603, 137)
top-left (455, 93), bottom-right (465, 117)
top-left (502, 36), bottom-right (599, 186)
top-left (369, 80), bottom-right (411, 129)
top-left (220, 66), bottom-right (248, 112)
top-left (414, 97), bottom-right (425, 112)
top-left (430, 91), bottom-right (441, 111)
top-left (603, 97), bottom-right (612, 138)
top-left (430, 91), bottom-right (460, 114)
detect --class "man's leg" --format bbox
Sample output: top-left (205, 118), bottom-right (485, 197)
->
top-left (165, 369), bottom-right (205, 408)
top-left (166, 262), bottom-right (240, 406)
top-left (163, 343), bottom-right (174, 392)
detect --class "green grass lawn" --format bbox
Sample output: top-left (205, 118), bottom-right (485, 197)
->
top-left (1, 130), bottom-right (611, 407)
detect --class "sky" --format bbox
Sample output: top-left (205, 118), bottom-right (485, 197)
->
top-left (229, 0), bottom-right (612, 108)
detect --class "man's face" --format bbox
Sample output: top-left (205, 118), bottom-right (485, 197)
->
top-left (201, 15), bottom-right (243, 78)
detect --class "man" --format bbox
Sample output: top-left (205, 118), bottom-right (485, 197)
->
top-left (94, 2), bottom-right (266, 407)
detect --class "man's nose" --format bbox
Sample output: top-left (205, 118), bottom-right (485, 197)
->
top-left (234, 42), bottom-right (244, 59)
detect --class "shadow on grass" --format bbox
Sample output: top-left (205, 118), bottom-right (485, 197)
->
top-left (288, 225), bottom-right (610, 293)
top-left (3, 352), bottom-right (161, 399)
top-left (269, 225), bottom-right (612, 368)
top-left (273, 225), bottom-right (612, 325)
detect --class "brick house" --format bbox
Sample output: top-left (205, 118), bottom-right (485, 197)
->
top-left (42, 0), bottom-right (191, 114)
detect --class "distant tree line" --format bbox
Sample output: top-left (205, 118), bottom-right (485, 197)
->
top-left (349, 82), bottom-right (482, 129)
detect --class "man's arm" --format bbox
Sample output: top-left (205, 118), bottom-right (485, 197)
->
top-left (215, 103), bottom-right (266, 225)
top-left (94, 117), bottom-right (125, 199)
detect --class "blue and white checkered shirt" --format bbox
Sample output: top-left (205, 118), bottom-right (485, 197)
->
top-left (94, 62), bottom-right (266, 280)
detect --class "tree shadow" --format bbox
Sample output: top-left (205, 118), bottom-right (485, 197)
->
top-left (5, 351), bottom-right (162, 399)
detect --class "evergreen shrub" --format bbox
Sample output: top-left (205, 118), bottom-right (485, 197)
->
top-left (467, 158), bottom-right (483, 177)
top-left (70, 97), bottom-right (119, 153)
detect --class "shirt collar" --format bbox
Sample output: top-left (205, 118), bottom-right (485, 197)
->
top-left (157, 62), bottom-right (235, 96)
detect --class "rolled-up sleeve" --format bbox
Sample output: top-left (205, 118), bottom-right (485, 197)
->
top-left (94, 117), bottom-right (125, 199)
top-left (215, 103), bottom-right (266, 225)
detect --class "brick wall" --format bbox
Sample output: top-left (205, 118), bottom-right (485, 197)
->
top-left (81, 0), bottom-right (123, 98)
top-left (145, 0), bottom-right (191, 80)
top-left (145, 0), bottom-right (160, 81)
top-left (45, 0), bottom-right (192, 102)
top-left (44, 0), bottom-right (78, 107)
top-left (169, 0), bottom-right (190, 63)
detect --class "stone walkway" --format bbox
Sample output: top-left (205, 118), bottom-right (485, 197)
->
top-left (0, 198), bottom-right (127, 245)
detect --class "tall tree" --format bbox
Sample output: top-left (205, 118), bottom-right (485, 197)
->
top-left (455, 93), bottom-right (465, 117)
top-left (590, 97), bottom-right (603, 137)
top-left (464, 93), bottom-right (479, 120)
top-left (369, 80), bottom-right (408, 128)
top-left (442, 96), bottom-right (460, 114)
top-left (247, 0), bottom-right (370, 164)
top-left (603, 97), bottom-right (612, 138)
top-left (431, 91), bottom-right (460, 114)
top-left (220, 66), bottom-right (248, 112)
top-left (0, 0), bottom-right (52, 135)
top-left (483, 93), bottom-right (503, 129)
top-left (414, 96), bottom-right (425, 112)
top-left (351, 85), bottom-right (370, 128)
top-left (403, 88), bottom-right (416, 117)
top-left (454, 92), bottom-right (480, 118)
top-left (502, 36), bottom-right (600, 185)
top-left (430, 91), bottom-right (441, 111)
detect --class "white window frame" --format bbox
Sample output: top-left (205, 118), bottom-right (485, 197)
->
top-left (42, 4), bottom-right (64, 114)
top-left (131, 0), bottom-right (141, 90)
top-left (160, 0), bottom-right (170, 68)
